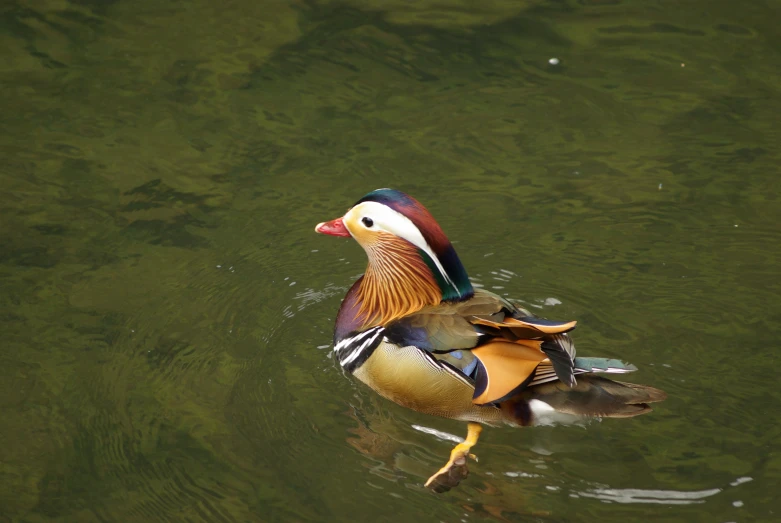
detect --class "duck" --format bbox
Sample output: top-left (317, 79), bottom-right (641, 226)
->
top-left (315, 188), bottom-right (666, 492)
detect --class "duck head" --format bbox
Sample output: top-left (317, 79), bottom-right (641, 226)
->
top-left (316, 188), bottom-right (474, 330)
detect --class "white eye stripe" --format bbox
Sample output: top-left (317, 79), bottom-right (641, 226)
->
top-left (345, 201), bottom-right (458, 293)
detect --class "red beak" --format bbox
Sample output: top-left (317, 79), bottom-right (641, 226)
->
top-left (315, 217), bottom-right (351, 237)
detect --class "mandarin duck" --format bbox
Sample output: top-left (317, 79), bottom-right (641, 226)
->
top-left (315, 189), bottom-right (666, 492)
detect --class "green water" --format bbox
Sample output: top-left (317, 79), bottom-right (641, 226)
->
top-left (2, 0), bottom-right (780, 521)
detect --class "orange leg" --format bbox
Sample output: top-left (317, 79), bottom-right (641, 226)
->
top-left (424, 422), bottom-right (482, 492)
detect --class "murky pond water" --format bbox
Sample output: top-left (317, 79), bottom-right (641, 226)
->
top-left (2, 0), bottom-right (781, 521)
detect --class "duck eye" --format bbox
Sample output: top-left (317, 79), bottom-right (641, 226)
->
top-left (361, 217), bottom-right (374, 228)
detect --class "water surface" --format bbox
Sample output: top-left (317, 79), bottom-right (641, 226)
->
top-left (2, 0), bottom-right (781, 521)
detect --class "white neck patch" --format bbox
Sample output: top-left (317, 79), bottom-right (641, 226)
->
top-left (345, 201), bottom-right (458, 293)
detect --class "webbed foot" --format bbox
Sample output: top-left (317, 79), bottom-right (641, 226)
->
top-left (424, 422), bottom-right (482, 493)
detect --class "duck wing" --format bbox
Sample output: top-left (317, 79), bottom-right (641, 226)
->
top-left (385, 289), bottom-right (581, 405)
